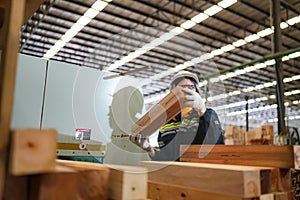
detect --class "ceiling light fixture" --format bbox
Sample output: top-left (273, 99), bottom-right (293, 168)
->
top-left (287, 15), bottom-right (300, 25)
top-left (106, 0), bottom-right (236, 72)
top-left (257, 28), bottom-right (274, 37)
top-left (145, 14), bottom-right (300, 83)
top-left (232, 39), bottom-right (247, 47)
top-left (180, 20), bottom-right (196, 29)
top-left (217, 0), bottom-right (237, 8)
top-left (204, 5), bottom-right (223, 16)
top-left (191, 13), bottom-right (209, 23)
top-left (43, 0), bottom-right (110, 59)
top-left (280, 22), bottom-right (289, 29)
top-left (244, 34), bottom-right (260, 42)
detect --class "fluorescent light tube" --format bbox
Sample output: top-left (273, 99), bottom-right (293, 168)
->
top-left (180, 20), bottom-right (196, 29)
top-left (232, 39), bottom-right (246, 47)
top-left (84, 8), bottom-right (99, 18)
top-left (191, 13), bottom-right (209, 23)
top-left (218, 0), bottom-right (237, 8)
top-left (257, 28), bottom-right (274, 37)
top-left (92, 0), bottom-right (108, 11)
top-left (244, 34), bottom-right (260, 42)
top-left (221, 44), bottom-right (235, 52)
top-left (204, 5), bottom-right (222, 16)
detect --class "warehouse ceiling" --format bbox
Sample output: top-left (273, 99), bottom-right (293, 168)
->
top-left (20, 0), bottom-right (300, 128)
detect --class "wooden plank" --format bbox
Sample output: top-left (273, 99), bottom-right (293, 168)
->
top-left (59, 160), bottom-right (148, 200)
top-left (57, 159), bottom-right (110, 200)
top-left (9, 129), bottom-right (57, 175)
top-left (293, 145), bottom-right (300, 169)
top-left (0, 7), bottom-right (4, 29)
top-left (131, 86), bottom-right (185, 137)
top-left (106, 164), bottom-right (148, 200)
top-left (29, 165), bottom-right (78, 200)
top-left (140, 161), bottom-right (275, 198)
top-left (148, 180), bottom-right (275, 200)
top-left (180, 145), bottom-right (294, 168)
top-left (276, 169), bottom-right (291, 192)
top-left (273, 192), bottom-right (294, 200)
top-left (3, 174), bottom-right (28, 200)
top-left (0, 0), bottom-right (26, 196)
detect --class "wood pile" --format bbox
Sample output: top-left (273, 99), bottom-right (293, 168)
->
top-left (224, 125), bottom-right (274, 145)
top-left (155, 144), bottom-right (300, 200)
top-left (246, 125), bottom-right (274, 145)
top-left (224, 126), bottom-right (246, 145)
top-left (5, 129), bottom-right (300, 200)
top-left (4, 129), bottom-right (149, 200)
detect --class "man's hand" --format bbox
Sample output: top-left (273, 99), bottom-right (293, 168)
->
top-left (129, 134), bottom-right (152, 152)
top-left (182, 88), bottom-right (206, 115)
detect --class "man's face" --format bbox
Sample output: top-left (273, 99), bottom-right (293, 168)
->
top-left (177, 78), bottom-right (196, 90)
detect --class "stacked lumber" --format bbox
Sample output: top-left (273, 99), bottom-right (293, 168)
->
top-left (141, 161), bottom-right (288, 199)
top-left (224, 125), bottom-right (274, 145)
top-left (224, 126), bottom-right (246, 145)
top-left (131, 86), bottom-right (185, 137)
top-left (245, 125), bottom-right (274, 145)
top-left (161, 145), bottom-right (300, 200)
top-left (4, 129), bottom-right (149, 200)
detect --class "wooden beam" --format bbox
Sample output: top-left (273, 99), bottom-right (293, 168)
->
top-left (9, 129), bottom-right (57, 175)
top-left (29, 165), bottom-right (78, 200)
top-left (148, 181), bottom-right (275, 200)
top-left (131, 86), bottom-right (185, 137)
top-left (273, 192), bottom-right (293, 200)
top-left (0, 0), bottom-right (26, 197)
top-left (180, 145), bottom-right (294, 168)
top-left (3, 174), bottom-right (28, 200)
top-left (57, 159), bottom-right (110, 200)
top-left (106, 164), bottom-right (148, 200)
top-left (140, 161), bottom-right (275, 198)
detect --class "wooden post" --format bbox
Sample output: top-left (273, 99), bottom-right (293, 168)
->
top-left (0, 0), bottom-right (26, 197)
top-left (0, 0), bottom-right (46, 196)
top-left (57, 159), bottom-right (110, 200)
top-left (148, 181), bottom-right (276, 200)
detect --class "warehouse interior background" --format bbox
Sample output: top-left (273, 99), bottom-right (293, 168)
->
top-left (7, 0), bottom-right (300, 165)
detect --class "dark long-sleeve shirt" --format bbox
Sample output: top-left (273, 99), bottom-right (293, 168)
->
top-left (151, 108), bottom-right (224, 161)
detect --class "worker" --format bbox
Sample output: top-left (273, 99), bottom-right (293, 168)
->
top-left (130, 70), bottom-right (224, 161)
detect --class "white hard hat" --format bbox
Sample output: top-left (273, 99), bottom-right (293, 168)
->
top-left (169, 70), bottom-right (200, 90)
